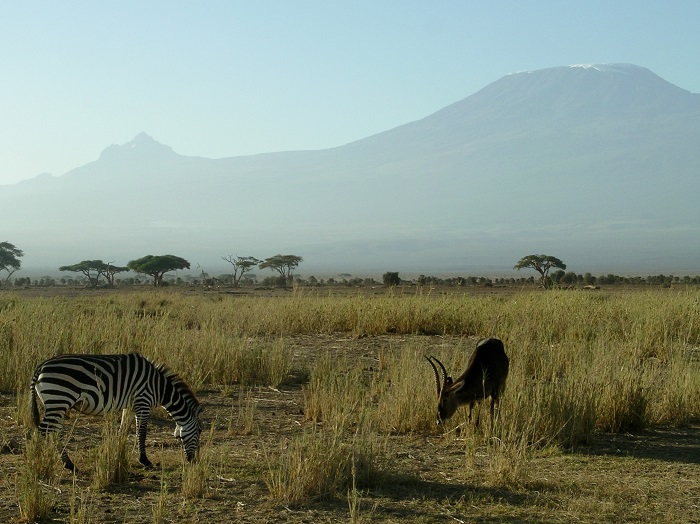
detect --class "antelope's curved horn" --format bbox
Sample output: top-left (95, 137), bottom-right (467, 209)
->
top-left (431, 356), bottom-right (449, 385)
top-left (425, 356), bottom-right (441, 397)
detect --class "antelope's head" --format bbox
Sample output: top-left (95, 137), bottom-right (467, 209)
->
top-left (425, 355), bottom-right (464, 424)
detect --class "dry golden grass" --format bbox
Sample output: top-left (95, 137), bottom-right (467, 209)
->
top-left (151, 472), bottom-right (169, 524)
top-left (67, 480), bottom-right (92, 524)
top-left (1, 286), bottom-right (699, 522)
top-left (15, 433), bottom-right (63, 522)
top-left (90, 410), bottom-right (131, 490)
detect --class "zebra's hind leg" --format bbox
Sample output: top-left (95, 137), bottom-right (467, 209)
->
top-left (60, 446), bottom-right (76, 472)
top-left (37, 416), bottom-right (76, 472)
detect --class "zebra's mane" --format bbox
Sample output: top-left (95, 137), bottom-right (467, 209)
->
top-left (152, 360), bottom-right (200, 408)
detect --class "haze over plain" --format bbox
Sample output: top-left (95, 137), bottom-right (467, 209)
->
top-left (2, 3), bottom-right (699, 277)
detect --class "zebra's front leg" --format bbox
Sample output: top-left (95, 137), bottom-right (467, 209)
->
top-left (135, 410), bottom-right (153, 468)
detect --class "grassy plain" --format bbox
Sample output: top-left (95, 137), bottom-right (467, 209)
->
top-left (0, 284), bottom-right (699, 523)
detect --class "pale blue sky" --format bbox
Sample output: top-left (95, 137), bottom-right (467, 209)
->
top-left (1, 1), bottom-right (698, 185)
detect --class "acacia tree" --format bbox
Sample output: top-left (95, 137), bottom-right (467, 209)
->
top-left (514, 254), bottom-right (567, 288)
top-left (127, 255), bottom-right (190, 286)
top-left (221, 255), bottom-right (261, 287)
top-left (0, 241), bottom-right (24, 283)
top-left (259, 255), bottom-right (303, 283)
top-left (103, 262), bottom-right (130, 286)
top-left (59, 260), bottom-right (127, 288)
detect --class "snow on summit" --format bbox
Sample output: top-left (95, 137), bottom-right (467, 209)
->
top-left (569, 63), bottom-right (646, 73)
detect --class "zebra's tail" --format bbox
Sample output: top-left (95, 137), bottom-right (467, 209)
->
top-left (30, 380), bottom-right (40, 427)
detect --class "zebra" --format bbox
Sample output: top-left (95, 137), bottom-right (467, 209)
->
top-left (30, 352), bottom-right (203, 472)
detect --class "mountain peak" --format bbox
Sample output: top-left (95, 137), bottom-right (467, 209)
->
top-left (506, 63), bottom-right (654, 79)
top-left (98, 133), bottom-right (178, 163)
top-left (129, 132), bottom-right (158, 146)
top-left (459, 62), bottom-right (698, 123)
top-left (568, 63), bottom-right (647, 73)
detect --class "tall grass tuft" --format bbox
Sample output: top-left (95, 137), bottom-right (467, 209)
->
top-left (181, 423), bottom-right (214, 499)
top-left (236, 337), bottom-right (293, 388)
top-left (17, 433), bottom-right (63, 522)
top-left (68, 481), bottom-right (93, 524)
top-left (649, 352), bottom-right (699, 426)
top-left (265, 426), bottom-right (379, 507)
top-left (483, 432), bottom-right (530, 488)
top-left (230, 388), bottom-right (256, 435)
top-left (266, 428), bottom-right (345, 505)
top-left (151, 471), bottom-right (169, 524)
top-left (371, 342), bottom-right (436, 433)
top-left (347, 449), bottom-right (378, 524)
top-left (181, 457), bottom-right (209, 500)
top-left (303, 352), bottom-right (369, 432)
top-left (594, 360), bottom-right (649, 433)
top-left (91, 410), bottom-right (130, 490)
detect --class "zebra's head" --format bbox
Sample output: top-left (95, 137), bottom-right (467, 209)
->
top-left (158, 364), bottom-right (204, 462)
top-left (174, 404), bottom-right (203, 462)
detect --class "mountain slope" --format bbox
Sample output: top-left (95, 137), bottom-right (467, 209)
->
top-left (4, 64), bottom-right (700, 274)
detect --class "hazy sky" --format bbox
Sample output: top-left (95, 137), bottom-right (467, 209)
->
top-left (1, 1), bottom-right (698, 185)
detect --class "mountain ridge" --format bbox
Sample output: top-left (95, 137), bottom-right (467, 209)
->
top-left (4, 63), bottom-right (700, 275)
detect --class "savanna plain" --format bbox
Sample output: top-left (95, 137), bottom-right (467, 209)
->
top-left (1, 284), bottom-right (699, 523)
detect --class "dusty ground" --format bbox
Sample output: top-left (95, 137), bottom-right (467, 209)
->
top-left (1, 331), bottom-right (700, 523)
top-left (1, 285), bottom-right (699, 522)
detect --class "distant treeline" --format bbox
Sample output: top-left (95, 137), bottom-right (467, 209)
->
top-left (8, 271), bottom-right (700, 288)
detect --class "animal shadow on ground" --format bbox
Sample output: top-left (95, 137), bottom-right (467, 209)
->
top-left (574, 424), bottom-right (700, 464)
top-left (312, 470), bottom-right (537, 522)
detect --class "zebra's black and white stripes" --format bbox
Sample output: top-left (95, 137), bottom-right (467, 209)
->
top-left (30, 352), bottom-right (203, 471)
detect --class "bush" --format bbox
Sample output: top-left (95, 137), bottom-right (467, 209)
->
top-left (382, 272), bottom-right (400, 286)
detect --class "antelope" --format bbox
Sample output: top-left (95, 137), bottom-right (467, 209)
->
top-left (426, 337), bottom-right (509, 425)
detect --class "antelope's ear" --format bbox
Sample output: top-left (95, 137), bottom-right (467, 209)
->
top-left (447, 379), bottom-right (465, 393)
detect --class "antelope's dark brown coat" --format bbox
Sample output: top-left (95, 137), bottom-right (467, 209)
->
top-left (426, 337), bottom-right (509, 423)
